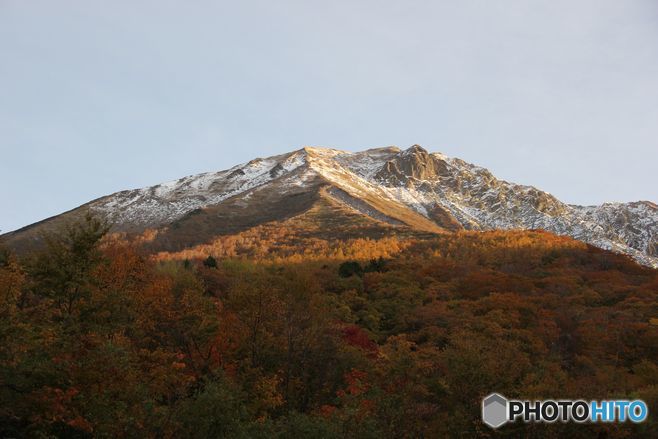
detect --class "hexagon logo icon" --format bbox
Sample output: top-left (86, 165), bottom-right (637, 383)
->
top-left (482, 393), bottom-right (508, 429)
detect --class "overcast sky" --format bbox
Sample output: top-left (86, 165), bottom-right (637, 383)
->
top-left (1, 0), bottom-right (657, 232)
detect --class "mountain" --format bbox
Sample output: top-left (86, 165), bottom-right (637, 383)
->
top-left (4, 145), bottom-right (657, 267)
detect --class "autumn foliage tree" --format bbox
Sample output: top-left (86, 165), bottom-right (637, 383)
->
top-left (0, 216), bottom-right (656, 438)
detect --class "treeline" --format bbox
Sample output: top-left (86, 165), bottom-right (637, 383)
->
top-left (1, 215), bottom-right (657, 437)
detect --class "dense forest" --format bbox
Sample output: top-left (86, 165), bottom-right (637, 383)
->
top-left (1, 215), bottom-right (656, 438)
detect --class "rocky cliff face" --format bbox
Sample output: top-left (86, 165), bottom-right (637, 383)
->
top-left (375, 145), bottom-right (451, 184)
top-left (4, 145), bottom-right (656, 267)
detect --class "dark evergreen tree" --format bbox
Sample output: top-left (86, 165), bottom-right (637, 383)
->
top-left (203, 255), bottom-right (218, 268)
top-left (364, 257), bottom-right (387, 273)
top-left (338, 261), bottom-right (363, 278)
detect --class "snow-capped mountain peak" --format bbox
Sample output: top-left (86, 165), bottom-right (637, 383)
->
top-left (5, 145), bottom-right (656, 267)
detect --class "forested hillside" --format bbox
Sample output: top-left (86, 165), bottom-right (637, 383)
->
top-left (1, 215), bottom-right (656, 437)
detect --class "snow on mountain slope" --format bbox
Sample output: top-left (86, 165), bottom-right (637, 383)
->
top-left (87, 145), bottom-right (657, 266)
top-left (313, 145), bottom-right (657, 267)
top-left (6, 145), bottom-right (656, 267)
top-left (92, 150), bottom-right (308, 229)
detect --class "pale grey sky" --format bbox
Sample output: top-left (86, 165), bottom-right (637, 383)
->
top-left (1, 0), bottom-right (657, 232)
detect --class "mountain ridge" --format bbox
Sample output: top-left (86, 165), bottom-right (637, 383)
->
top-left (4, 145), bottom-right (657, 267)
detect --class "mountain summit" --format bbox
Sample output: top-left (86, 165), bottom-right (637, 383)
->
top-left (5, 145), bottom-right (657, 267)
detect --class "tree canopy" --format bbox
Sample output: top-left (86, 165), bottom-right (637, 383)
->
top-left (0, 216), bottom-right (656, 437)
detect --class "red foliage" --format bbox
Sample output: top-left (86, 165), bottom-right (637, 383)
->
top-left (341, 325), bottom-right (377, 353)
